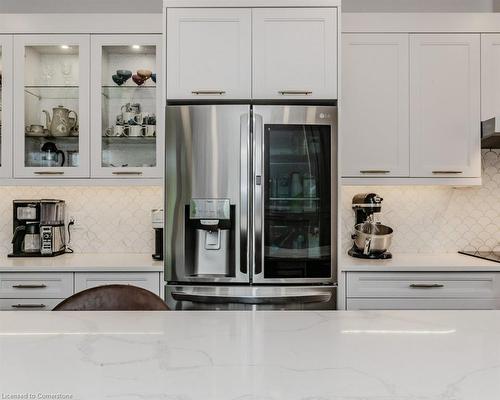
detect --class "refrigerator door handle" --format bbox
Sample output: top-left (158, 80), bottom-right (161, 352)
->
top-left (170, 291), bottom-right (332, 305)
top-left (253, 112), bottom-right (264, 277)
top-left (240, 112), bottom-right (250, 275)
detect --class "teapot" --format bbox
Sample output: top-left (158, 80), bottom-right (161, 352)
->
top-left (43, 105), bottom-right (78, 137)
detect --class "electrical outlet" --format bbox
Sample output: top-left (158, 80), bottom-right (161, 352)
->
top-left (68, 215), bottom-right (83, 231)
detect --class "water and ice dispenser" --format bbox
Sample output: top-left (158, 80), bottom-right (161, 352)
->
top-left (185, 199), bottom-right (235, 276)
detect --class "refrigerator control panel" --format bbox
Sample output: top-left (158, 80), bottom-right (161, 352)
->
top-left (190, 199), bottom-right (230, 220)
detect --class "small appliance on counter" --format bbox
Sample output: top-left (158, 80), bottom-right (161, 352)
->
top-left (459, 250), bottom-right (500, 264)
top-left (9, 199), bottom-right (67, 257)
top-left (348, 193), bottom-right (393, 259)
top-left (151, 208), bottom-right (163, 260)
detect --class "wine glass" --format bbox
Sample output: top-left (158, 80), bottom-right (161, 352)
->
top-left (60, 61), bottom-right (72, 85)
top-left (41, 63), bottom-right (55, 85)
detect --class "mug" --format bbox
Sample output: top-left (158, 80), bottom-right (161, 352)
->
top-left (105, 125), bottom-right (128, 137)
top-left (121, 103), bottom-right (141, 114)
top-left (128, 125), bottom-right (145, 137)
top-left (144, 124), bottom-right (156, 137)
top-left (122, 111), bottom-right (136, 125)
top-left (132, 113), bottom-right (145, 125)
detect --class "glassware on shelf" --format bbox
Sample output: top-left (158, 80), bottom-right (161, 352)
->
top-left (41, 63), bottom-right (55, 85)
top-left (60, 61), bottom-right (72, 85)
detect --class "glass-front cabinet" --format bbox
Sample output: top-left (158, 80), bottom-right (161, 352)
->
top-left (0, 35), bottom-right (13, 178)
top-left (13, 35), bottom-right (90, 178)
top-left (91, 35), bottom-right (162, 178)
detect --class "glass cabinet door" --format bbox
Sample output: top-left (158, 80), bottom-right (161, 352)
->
top-left (91, 35), bottom-right (162, 178)
top-left (13, 35), bottom-right (90, 178)
top-left (0, 35), bottom-right (13, 178)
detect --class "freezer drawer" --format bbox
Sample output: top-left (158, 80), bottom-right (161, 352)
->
top-left (166, 285), bottom-right (336, 310)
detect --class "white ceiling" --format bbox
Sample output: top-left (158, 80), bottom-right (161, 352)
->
top-left (0, 0), bottom-right (498, 13)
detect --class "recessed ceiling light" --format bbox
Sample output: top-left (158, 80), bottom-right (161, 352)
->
top-left (132, 45), bottom-right (141, 50)
top-left (60, 45), bottom-right (70, 50)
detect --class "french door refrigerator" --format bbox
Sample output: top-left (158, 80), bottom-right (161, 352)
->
top-left (165, 104), bottom-right (337, 310)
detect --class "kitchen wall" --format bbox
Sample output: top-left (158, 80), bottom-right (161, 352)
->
top-left (341, 150), bottom-right (500, 254)
top-left (0, 186), bottom-right (162, 255)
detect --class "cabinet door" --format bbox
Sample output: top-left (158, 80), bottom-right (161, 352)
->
top-left (166, 8), bottom-right (251, 100)
top-left (91, 35), bottom-right (163, 178)
top-left (0, 35), bottom-right (13, 178)
top-left (13, 35), bottom-right (90, 178)
top-left (410, 34), bottom-right (481, 178)
top-left (342, 34), bottom-right (409, 177)
top-left (481, 34), bottom-right (500, 121)
top-left (252, 8), bottom-right (338, 100)
top-left (347, 298), bottom-right (499, 310)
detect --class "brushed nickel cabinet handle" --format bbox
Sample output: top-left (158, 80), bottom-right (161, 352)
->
top-left (360, 170), bottom-right (391, 174)
top-left (12, 284), bottom-right (47, 289)
top-left (432, 171), bottom-right (463, 174)
top-left (409, 284), bottom-right (444, 289)
top-left (11, 304), bottom-right (46, 308)
top-left (191, 90), bottom-right (226, 95)
top-left (278, 90), bottom-right (312, 96)
top-left (34, 171), bottom-right (64, 175)
top-left (112, 171), bottom-right (143, 176)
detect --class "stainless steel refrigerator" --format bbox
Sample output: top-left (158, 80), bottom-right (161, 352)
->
top-left (165, 104), bottom-right (337, 310)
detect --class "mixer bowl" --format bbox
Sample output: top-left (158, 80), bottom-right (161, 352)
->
top-left (352, 222), bottom-right (393, 255)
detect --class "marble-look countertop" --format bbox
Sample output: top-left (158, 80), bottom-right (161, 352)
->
top-left (0, 253), bottom-right (163, 272)
top-left (340, 252), bottom-right (500, 272)
top-left (1, 310), bottom-right (500, 399)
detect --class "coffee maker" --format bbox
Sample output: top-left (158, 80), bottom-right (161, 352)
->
top-left (10, 199), bottom-right (66, 257)
top-left (348, 193), bottom-right (393, 259)
top-left (151, 208), bottom-right (163, 261)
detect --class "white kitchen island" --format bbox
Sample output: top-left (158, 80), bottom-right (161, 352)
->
top-left (0, 311), bottom-right (499, 399)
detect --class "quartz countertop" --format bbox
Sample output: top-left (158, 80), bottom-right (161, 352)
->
top-left (0, 253), bottom-right (163, 272)
top-left (340, 252), bottom-right (500, 272)
top-left (1, 310), bottom-right (500, 399)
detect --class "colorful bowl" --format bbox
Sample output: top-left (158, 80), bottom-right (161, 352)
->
top-left (151, 73), bottom-right (156, 83)
top-left (112, 74), bottom-right (125, 86)
top-left (116, 69), bottom-right (132, 81)
top-left (137, 69), bottom-right (152, 80)
top-left (132, 74), bottom-right (145, 86)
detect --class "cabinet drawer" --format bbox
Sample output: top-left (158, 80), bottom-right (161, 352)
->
top-left (347, 298), bottom-right (500, 310)
top-left (74, 272), bottom-right (160, 296)
top-left (0, 273), bottom-right (73, 298)
top-left (0, 298), bottom-right (64, 311)
top-left (347, 272), bottom-right (500, 299)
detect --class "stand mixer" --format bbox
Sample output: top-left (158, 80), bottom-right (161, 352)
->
top-left (348, 193), bottom-right (393, 259)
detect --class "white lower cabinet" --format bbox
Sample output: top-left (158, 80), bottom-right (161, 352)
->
top-left (0, 271), bottom-right (163, 311)
top-left (74, 272), bottom-right (160, 296)
top-left (346, 272), bottom-right (500, 310)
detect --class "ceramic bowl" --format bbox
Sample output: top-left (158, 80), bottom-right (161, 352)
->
top-left (132, 74), bottom-right (145, 86)
top-left (112, 74), bottom-right (125, 86)
top-left (137, 69), bottom-right (152, 80)
top-left (116, 69), bottom-right (132, 81)
top-left (151, 73), bottom-right (156, 83)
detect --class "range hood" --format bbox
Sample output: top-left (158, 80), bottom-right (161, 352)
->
top-left (481, 117), bottom-right (500, 148)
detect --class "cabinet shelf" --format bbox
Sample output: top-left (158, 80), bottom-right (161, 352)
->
top-left (101, 85), bottom-right (156, 99)
top-left (25, 135), bottom-right (78, 141)
top-left (102, 136), bottom-right (156, 145)
top-left (24, 86), bottom-right (79, 100)
top-left (269, 197), bottom-right (320, 201)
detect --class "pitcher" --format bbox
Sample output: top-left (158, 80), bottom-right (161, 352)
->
top-left (43, 105), bottom-right (78, 137)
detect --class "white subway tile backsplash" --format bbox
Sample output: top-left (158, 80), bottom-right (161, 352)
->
top-left (0, 186), bottom-right (162, 255)
top-left (342, 150), bottom-right (500, 254)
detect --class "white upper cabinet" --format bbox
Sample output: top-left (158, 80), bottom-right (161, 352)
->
top-left (252, 8), bottom-right (338, 100)
top-left (481, 34), bottom-right (500, 121)
top-left (410, 34), bottom-right (481, 178)
top-left (342, 34), bottom-right (409, 177)
top-left (13, 34), bottom-right (91, 178)
top-left (0, 35), bottom-right (13, 178)
top-left (166, 8), bottom-right (252, 100)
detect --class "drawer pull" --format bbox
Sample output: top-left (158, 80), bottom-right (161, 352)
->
top-left (360, 170), bottom-right (390, 174)
top-left (33, 171), bottom-right (65, 175)
top-left (112, 171), bottom-right (143, 176)
top-left (11, 304), bottom-right (46, 309)
top-left (12, 284), bottom-right (47, 289)
top-left (409, 284), bottom-right (444, 289)
top-left (432, 171), bottom-right (463, 174)
top-left (278, 90), bottom-right (312, 96)
top-left (191, 90), bottom-right (226, 96)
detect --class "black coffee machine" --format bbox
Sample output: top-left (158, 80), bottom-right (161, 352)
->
top-left (348, 193), bottom-right (392, 259)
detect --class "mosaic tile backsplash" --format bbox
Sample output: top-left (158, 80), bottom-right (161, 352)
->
top-left (342, 150), bottom-right (500, 254)
top-left (0, 186), bottom-right (162, 255)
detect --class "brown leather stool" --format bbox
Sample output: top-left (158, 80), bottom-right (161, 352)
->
top-left (53, 284), bottom-right (169, 311)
